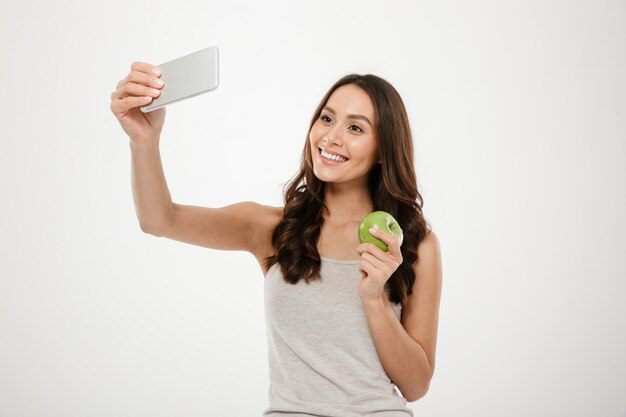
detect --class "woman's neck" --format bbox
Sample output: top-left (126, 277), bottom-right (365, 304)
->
top-left (323, 182), bottom-right (374, 223)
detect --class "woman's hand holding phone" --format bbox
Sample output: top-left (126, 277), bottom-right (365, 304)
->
top-left (110, 62), bottom-right (166, 147)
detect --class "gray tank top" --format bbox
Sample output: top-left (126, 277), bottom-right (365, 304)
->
top-left (263, 257), bottom-right (414, 417)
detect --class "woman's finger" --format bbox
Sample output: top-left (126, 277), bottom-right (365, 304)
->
top-left (360, 251), bottom-right (386, 270)
top-left (368, 227), bottom-right (401, 257)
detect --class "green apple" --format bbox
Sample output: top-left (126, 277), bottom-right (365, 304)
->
top-left (358, 211), bottom-right (403, 252)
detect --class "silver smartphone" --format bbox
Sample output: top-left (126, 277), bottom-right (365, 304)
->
top-left (140, 46), bottom-right (219, 113)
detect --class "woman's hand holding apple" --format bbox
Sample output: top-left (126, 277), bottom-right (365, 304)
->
top-left (356, 226), bottom-right (403, 300)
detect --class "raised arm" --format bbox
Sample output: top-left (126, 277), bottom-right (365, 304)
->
top-left (111, 61), bottom-right (281, 259)
top-left (152, 201), bottom-right (281, 255)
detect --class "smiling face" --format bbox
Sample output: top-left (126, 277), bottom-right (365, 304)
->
top-left (309, 83), bottom-right (379, 186)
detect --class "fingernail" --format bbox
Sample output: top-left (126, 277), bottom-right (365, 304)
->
top-left (369, 227), bottom-right (377, 234)
top-left (152, 68), bottom-right (161, 76)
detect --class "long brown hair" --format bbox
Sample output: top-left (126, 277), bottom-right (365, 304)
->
top-left (263, 73), bottom-right (431, 306)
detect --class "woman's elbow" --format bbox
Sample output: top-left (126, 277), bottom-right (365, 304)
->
top-left (405, 380), bottom-right (431, 402)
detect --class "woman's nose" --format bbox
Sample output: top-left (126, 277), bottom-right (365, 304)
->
top-left (324, 126), bottom-right (344, 146)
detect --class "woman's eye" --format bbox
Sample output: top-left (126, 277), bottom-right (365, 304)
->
top-left (319, 115), bottom-right (362, 133)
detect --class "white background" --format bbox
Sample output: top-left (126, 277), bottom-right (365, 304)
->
top-left (1, 0), bottom-right (625, 416)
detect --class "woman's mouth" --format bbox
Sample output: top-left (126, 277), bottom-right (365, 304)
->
top-left (319, 148), bottom-right (348, 164)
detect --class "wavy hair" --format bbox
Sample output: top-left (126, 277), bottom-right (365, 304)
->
top-left (263, 73), bottom-right (431, 305)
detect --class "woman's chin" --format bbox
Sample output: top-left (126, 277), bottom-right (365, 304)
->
top-left (312, 165), bottom-right (340, 180)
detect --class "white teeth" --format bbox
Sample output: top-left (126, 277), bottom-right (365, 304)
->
top-left (321, 149), bottom-right (347, 162)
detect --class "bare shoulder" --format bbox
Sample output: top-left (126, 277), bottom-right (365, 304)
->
top-left (254, 203), bottom-right (283, 232)
top-left (419, 227), bottom-right (440, 256)
top-left (413, 228), bottom-right (442, 279)
top-left (223, 201), bottom-right (282, 255)
top-left (250, 203), bottom-right (283, 263)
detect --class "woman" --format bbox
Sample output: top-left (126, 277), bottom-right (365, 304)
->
top-left (110, 62), bottom-right (442, 416)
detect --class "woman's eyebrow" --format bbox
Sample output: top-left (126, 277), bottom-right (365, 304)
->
top-left (322, 106), bottom-right (372, 127)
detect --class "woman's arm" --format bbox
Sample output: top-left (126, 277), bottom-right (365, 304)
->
top-left (114, 62), bottom-right (280, 261)
top-left (130, 141), bottom-right (280, 255)
top-left (129, 142), bottom-right (174, 232)
top-left (360, 231), bottom-right (442, 402)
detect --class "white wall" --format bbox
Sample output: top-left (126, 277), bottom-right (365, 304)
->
top-left (1, 0), bottom-right (625, 416)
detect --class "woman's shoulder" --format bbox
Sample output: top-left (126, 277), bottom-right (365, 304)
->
top-left (259, 203), bottom-right (284, 222)
top-left (249, 203), bottom-right (283, 261)
top-left (245, 202), bottom-right (283, 235)
top-left (241, 201), bottom-right (282, 216)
